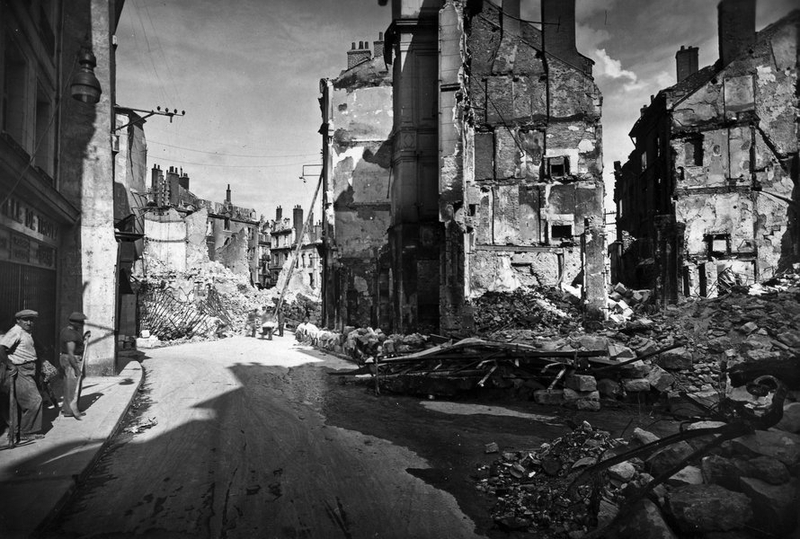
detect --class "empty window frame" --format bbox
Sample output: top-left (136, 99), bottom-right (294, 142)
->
top-left (705, 234), bottom-right (730, 257)
top-left (684, 137), bottom-right (703, 166)
top-left (550, 223), bottom-right (573, 244)
top-left (546, 156), bottom-right (569, 179)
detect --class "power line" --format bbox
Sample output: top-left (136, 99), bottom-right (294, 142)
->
top-left (148, 139), bottom-right (320, 159)
top-left (148, 157), bottom-right (315, 169)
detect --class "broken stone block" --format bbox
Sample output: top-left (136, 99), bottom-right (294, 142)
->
top-left (701, 454), bottom-right (743, 491)
top-left (743, 349), bottom-right (782, 362)
top-left (484, 442), bottom-right (499, 454)
top-left (577, 335), bottom-right (609, 351)
top-left (565, 374), bottom-right (597, 392)
top-left (634, 339), bottom-right (659, 356)
top-left (747, 455), bottom-right (791, 485)
top-left (730, 430), bottom-right (800, 466)
top-left (563, 388), bottom-right (600, 402)
top-left (631, 427), bottom-right (660, 446)
top-left (665, 465), bottom-right (703, 487)
top-left (656, 346), bottom-right (693, 370)
top-left (622, 378), bottom-right (651, 393)
top-left (613, 282), bottom-right (629, 295)
top-left (665, 484), bottom-right (753, 533)
top-left (777, 328), bottom-right (800, 348)
top-left (667, 389), bottom-right (719, 417)
top-left (647, 440), bottom-right (694, 477)
top-left (616, 499), bottom-right (677, 539)
top-left (533, 389), bottom-right (564, 405)
top-left (646, 365), bottom-right (675, 392)
top-left (608, 343), bottom-right (636, 360)
top-left (739, 477), bottom-right (798, 536)
top-left (574, 399), bottom-right (600, 411)
top-left (608, 461), bottom-right (636, 482)
top-left (596, 378), bottom-right (622, 399)
top-left (776, 402), bottom-right (800, 433)
top-left (620, 360), bottom-right (650, 378)
top-left (738, 321), bottom-right (759, 334)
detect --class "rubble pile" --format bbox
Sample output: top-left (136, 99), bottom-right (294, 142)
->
top-left (478, 412), bottom-right (800, 538)
top-left (476, 421), bottom-right (622, 538)
top-left (473, 288), bottom-right (581, 335)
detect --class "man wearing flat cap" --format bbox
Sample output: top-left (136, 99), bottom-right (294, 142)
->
top-left (60, 312), bottom-right (88, 419)
top-left (0, 309), bottom-right (44, 442)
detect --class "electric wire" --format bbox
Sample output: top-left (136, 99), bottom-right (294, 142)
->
top-left (148, 139), bottom-right (320, 159)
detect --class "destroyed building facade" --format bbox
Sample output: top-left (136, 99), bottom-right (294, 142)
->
top-left (268, 205), bottom-right (322, 293)
top-left (319, 34), bottom-right (393, 330)
top-left (612, 0), bottom-right (799, 303)
top-left (140, 165), bottom-right (260, 284)
top-left (380, 0), bottom-right (605, 334)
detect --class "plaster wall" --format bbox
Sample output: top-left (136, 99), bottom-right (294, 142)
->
top-left (142, 209), bottom-right (187, 274)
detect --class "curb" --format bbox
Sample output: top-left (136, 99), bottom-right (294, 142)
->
top-left (31, 361), bottom-right (145, 537)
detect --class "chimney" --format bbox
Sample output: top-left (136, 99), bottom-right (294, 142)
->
top-left (178, 169), bottom-right (190, 191)
top-left (276, 206), bottom-right (282, 221)
top-left (675, 45), bottom-right (699, 83)
top-left (541, 0), bottom-right (583, 72)
top-left (347, 40), bottom-right (372, 70)
top-left (293, 204), bottom-right (304, 233)
top-left (373, 32), bottom-right (384, 62)
top-left (718, 0), bottom-right (755, 67)
top-left (166, 166), bottom-right (180, 206)
top-left (226, 184), bottom-right (231, 204)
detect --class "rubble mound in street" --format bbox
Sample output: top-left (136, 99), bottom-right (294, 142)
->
top-left (134, 260), bottom-right (321, 344)
top-left (479, 408), bottom-right (800, 538)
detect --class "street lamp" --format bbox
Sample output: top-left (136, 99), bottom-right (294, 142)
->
top-left (71, 47), bottom-right (102, 104)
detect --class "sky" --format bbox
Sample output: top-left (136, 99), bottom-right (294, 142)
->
top-left (116, 0), bottom-right (796, 223)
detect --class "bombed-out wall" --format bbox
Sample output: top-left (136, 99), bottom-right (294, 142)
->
top-left (320, 34), bottom-right (393, 329)
top-left (438, 0), bottom-right (605, 332)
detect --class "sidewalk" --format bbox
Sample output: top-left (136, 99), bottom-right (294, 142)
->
top-left (0, 360), bottom-right (144, 539)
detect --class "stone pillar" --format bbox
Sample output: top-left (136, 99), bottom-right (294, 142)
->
top-left (60, 0), bottom-right (118, 375)
top-left (582, 219), bottom-right (607, 320)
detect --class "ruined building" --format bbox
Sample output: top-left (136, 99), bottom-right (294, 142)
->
top-left (141, 165), bottom-right (260, 284)
top-left (612, 0), bottom-right (799, 303)
top-left (268, 205), bottom-right (322, 293)
top-left (379, 0), bottom-right (605, 334)
top-left (319, 34), bottom-right (393, 329)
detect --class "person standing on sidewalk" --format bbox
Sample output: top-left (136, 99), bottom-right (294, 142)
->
top-left (0, 310), bottom-right (44, 442)
top-left (59, 312), bottom-right (88, 420)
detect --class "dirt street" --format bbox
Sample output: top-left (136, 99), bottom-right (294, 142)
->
top-left (40, 334), bottom-right (676, 539)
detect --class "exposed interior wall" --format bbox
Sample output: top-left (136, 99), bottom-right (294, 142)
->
top-left (327, 59), bottom-right (393, 328)
top-left (440, 0), bottom-right (605, 329)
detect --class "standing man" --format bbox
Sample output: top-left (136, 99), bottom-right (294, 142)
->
top-left (0, 310), bottom-right (44, 442)
top-left (60, 312), bottom-right (88, 420)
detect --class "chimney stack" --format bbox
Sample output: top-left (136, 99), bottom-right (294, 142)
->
top-left (293, 204), bottom-right (304, 234)
top-left (541, 0), bottom-right (583, 73)
top-left (373, 32), bottom-right (384, 62)
top-left (166, 166), bottom-right (180, 206)
top-left (226, 184), bottom-right (231, 204)
top-left (718, 0), bottom-right (755, 67)
top-left (675, 45), bottom-right (699, 83)
top-left (276, 206), bottom-right (282, 221)
top-left (347, 40), bottom-right (372, 70)
top-left (178, 169), bottom-right (190, 191)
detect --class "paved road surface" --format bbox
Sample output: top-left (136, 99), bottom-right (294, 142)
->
top-left (41, 335), bottom-right (488, 539)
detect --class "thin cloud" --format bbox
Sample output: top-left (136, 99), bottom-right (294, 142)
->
top-left (593, 48), bottom-right (646, 92)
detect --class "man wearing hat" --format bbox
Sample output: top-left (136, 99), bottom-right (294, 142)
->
top-left (60, 312), bottom-right (88, 419)
top-left (0, 309), bottom-right (44, 441)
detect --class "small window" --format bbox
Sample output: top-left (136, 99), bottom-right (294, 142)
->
top-left (224, 218), bottom-right (230, 231)
top-left (546, 156), bottom-right (569, 179)
top-left (705, 234), bottom-right (730, 257)
top-left (551, 224), bottom-right (573, 243)
top-left (684, 138), bottom-right (703, 166)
